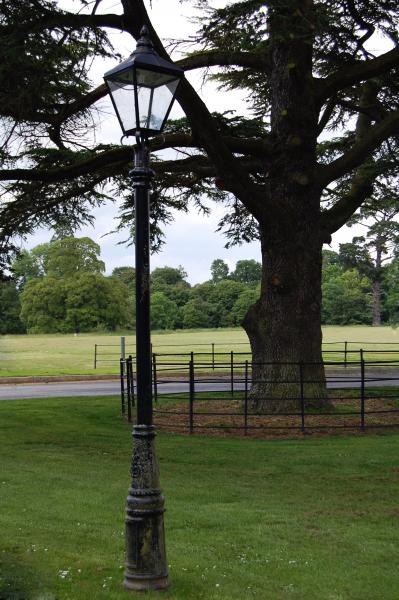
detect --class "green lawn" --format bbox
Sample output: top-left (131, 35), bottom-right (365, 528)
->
top-left (1, 325), bottom-right (399, 377)
top-left (1, 395), bottom-right (398, 599)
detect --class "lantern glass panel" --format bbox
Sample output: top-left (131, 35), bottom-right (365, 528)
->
top-left (135, 69), bottom-right (180, 131)
top-left (107, 76), bottom-right (135, 133)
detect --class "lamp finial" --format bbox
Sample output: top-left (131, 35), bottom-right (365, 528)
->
top-left (136, 25), bottom-right (153, 50)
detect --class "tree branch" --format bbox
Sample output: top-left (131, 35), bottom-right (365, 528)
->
top-left (177, 49), bottom-right (269, 72)
top-left (320, 169), bottom-right (375, 238)
top-left (155, 155), bottom-right (263, 178)
top-left (321, 83), bottom-right (382, 237)
top-left (0, 133), bottom-right (269, 183)
top-left (0, 11), bottom-right (124, 36)
top-left (317, 47), bottom-right (399, 103)
top-left (12, 53), bottom-right (270, 127)
top-left (318, 110), bottom-right (399, 187)
top-left (317, 97), bottom-right (337, 135)
top-left (346, 0), bottom-right (375, 53)
top-left (2, 83), bottom-right (109, 127)
top-left (58, 85), bottom-right (108, 122)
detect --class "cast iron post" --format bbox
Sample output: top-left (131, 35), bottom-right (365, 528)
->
top-left (124, 140), bottom-right (168, 591)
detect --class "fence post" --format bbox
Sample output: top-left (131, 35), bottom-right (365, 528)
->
top-left (344, 341), bottom-right (348, 368)
top-left (230, 350), bottom-right (234, 397)
top-left (94, 344), bottom-right (97, 369)
top-left (152, 353), bottom-right (158, 404)
top-left (244, 360), bottom-right (248, 436)
top-left (360, 349), bottom-right (365, 431)
top-left (126, 356), bottom-right (132, 423)
top-left (189, 359), bottom-right (194, 434)
top-left (120, 358), bottom-right (126, 416)
top-left (299, 361), bottom-right (305, 432)
top-left (212, 343), bottom-right (215, 371)
top-left (120, 336), bottom-right (126, 360)
top-left (130, 358), bottom-right (135, 408)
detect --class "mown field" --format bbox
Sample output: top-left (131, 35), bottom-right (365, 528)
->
top-left (1, 395), bottom-right (398, 599)
top-left (1, 325), bottom-right (399, 377)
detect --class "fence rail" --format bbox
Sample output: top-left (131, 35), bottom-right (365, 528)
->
top-left (94, 339), bottom-right (399, 369)
top-left (119, 355), bottom-right (399, 435)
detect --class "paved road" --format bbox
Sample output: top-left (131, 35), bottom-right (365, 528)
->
top-left (1, 372), bottom-right (399, 400)
top-left (0, 380), bottom-right (234, 400)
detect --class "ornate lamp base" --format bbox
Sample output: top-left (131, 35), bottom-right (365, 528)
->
top-left (124, 425), bottom-right (169, 591)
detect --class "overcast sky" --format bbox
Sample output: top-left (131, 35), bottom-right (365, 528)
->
top-left (23, 0), bottom-right (363, 283)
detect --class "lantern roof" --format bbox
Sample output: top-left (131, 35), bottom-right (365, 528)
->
top-left (104, 26), bottom-right (184, 81)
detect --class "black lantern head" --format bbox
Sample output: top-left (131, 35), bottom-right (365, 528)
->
top-left (104, 26), bottom-right (184, 137)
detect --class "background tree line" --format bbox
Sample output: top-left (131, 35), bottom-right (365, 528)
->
top-left (1, 233), bottom-right (399, 335)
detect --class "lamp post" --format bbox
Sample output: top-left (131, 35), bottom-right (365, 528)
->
top-left (104, 26), bottom-right (183, 592)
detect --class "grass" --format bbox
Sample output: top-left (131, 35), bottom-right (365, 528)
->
top-left (1, 325), bottom-right (399, 377)
top-left (1, 395), bottom-right (399, 599)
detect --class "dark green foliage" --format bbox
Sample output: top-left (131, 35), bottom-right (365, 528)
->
top-left (8, 242), bottom-right (399, 333)
top-left (20, 276), bottom-right (67, 333)
top-left (0, 1), bottom-right (111, 118)
top-left (11, 244), bottom-right (50, 288)
top-left (0, 279), bottom-right (25, 333)
top-left (111, 266), bottom-right (135, 293)
top-left (231, 286), bottom-right (260, 325)
top-left (51, 220), bottom-right (77, 241)
top-left (322, 247), bottom-right (376, 325)
top-left (64, 273), bottom-right (129, 333)
top-left (46, 236), bottom-right (105, 277)
top-left (16, 236), bottom-right (128, 333)
top-left (337, 182), bottom-right (399, 324)
top-left (206, 279), bottom-right (245, 327)
top-left (181, 298), bottom-right (213, 329)
top-left (322, 249), bottom-right (340, 267)
top-left (230, 259), bottom-right (262, 285)
top-left (339, 241), bottom-right (375, 280)
top-left (384, 257), bottom-right (399, 325)
top-left (322, 268), bottom-right (372, 325)
top-left (20, 272), bottom-right (129, 333)
top-left (151, 266), bottom-right (191, 311)
top-left (11, 236), bottom-right (105, 286)
top-left (151, 265), bottom-right (189, 287)
top-left (5, 250), bottom-right (267, 333)
top-left (210, 258), bottom-right (229, 283)
top-left (151, 292), bottom-right (179, 330)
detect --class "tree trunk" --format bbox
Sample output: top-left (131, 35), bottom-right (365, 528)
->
top-left (241, 2), bottom-right (331, 414)
top-left (243, 225), bottom-right (330, 414)
top-left (372, 280), bottom-right (381, 326)
top-left (372, 246), bottom-right (382, 326)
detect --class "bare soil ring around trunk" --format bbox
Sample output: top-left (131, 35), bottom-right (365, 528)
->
top-left (152, 392), bottom-right (399, 439)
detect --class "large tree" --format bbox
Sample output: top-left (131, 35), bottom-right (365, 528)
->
top-left (0, 1), bottom-right (399, 411)
top-left (339, 178), bottom-right (399, 325)
top-left (231, 259), bottom-right (262, 285)
top-left (20, 272), bottom-right (130, 333)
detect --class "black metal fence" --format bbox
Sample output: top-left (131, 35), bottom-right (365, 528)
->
top-left (119, 354), bottom-right (399, 435)
top-left (96, 340), bottom-right (399, 369)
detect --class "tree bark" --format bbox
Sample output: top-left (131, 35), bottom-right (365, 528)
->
top-left (243, 222), bottom-right (330, 414)
top-left (372, 280), bottom-right (381, 326)
top-left (241, 2), bottom-right (330, 414)
top-left (372, 246), bottom-right (382, 326)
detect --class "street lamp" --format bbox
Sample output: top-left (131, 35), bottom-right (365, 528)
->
top-left (104, 26), bottom-right (183, 592)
